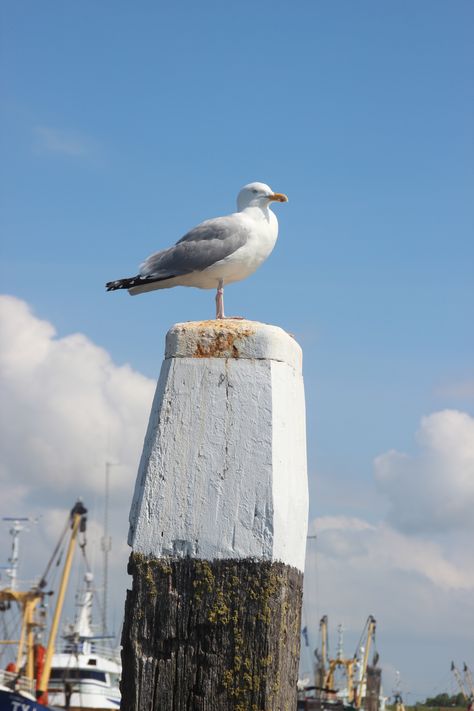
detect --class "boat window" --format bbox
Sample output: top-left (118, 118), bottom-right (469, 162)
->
top-left (87, 658), bottom-right (97, 666)
top-left (50, 668), bottom-right (107, 682)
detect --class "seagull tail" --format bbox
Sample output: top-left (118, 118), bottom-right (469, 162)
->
top-left (106, 273), bottom-right (179, 293)
top-left (105, 275), bottom-right (154, 291)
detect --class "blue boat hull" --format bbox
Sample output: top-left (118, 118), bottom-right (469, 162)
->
top-left (0, 688), bottom-right (58, 711)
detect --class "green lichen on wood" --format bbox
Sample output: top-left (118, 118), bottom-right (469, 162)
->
top-left (192, 559), bottom-right (215, 595)
top-left (129, 551), bottom-right (176, 599)
top-left (208, 589), bottom-right (231, 624)
top-left (122, 555), bottom-right (303, 710)
top-left (206, 561), bottom-right (296, 704)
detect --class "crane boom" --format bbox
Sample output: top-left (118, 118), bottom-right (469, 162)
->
top-left (320, 615), bottom-right (328, 674)
top-left (36, 501), bottom-right (88, 703)
top-left (464, 663), bottom-right (474, 697)
top-left (354, 615), bottom-right (376, 709)
top-left (451, 661), bottom-right (468, 699)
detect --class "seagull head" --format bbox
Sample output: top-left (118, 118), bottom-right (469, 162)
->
top-left (237, 182), bottom-right (288, 212)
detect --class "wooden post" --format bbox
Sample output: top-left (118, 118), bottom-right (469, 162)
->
top-left (121, 319), bottom-right (308, 711)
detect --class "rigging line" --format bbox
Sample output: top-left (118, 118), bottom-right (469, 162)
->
top-left (36, 515), bottom-right (70, 590)
top-left (56, 545), bottom-right (65, 568)
top-left (313, 546), bottom-right (320, 637)
top-left (371, 625), bottom-right (378, 661)
top-left (47, 539), bottom-right (65, 592)
top-left (300, 604), bottom-right (313, 676)
top-left (354, 616), bottom-right (371, 658)
top-left (0, 612), bottom-right (12, 664)
top-left (0, 605), bottom-right (22, 665)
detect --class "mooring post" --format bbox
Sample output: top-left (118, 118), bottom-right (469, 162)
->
top-left (121, 319), bottom-right (308, 711)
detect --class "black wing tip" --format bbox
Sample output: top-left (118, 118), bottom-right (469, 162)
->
top-left (105, 275), bottom-right (166, 292)
top-left (106, 280), bottom-right (126, 291)
top-left (106, 274), bottom-right (182, 292)
top-left (105, 277), bottom-right (139, 291)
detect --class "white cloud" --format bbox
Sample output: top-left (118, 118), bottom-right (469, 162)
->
top-left (374, 410), bottom-right (474, 534)
top-left (33, 126), bottom-right (95, 158)
top-left (0, 295), bottom-right (154, 508)
top-left (303, 515), bottom-right (474, 698)
top-left (304, 414), bottom-right (474, 698)
top-left (0, 294), bottom-right (156, 631)
top-left (310, 516), bottom-right (473, 593)
top-left (2, 295), bottom-right (473, 699)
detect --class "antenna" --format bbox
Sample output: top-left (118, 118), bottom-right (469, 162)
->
top-left (101, 462), bottom-right (118, 636)
top-left (1, 517), bottom-right (37, 590)
top-left (336, 623), bottom-right (344, 661)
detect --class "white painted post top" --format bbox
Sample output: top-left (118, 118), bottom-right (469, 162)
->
top-left (129, 319), bottom-right (308, 572)
top-left (165, 319), bottom-right (302, 371)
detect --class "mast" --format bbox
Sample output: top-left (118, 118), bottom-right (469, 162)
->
top-left (36, 500), bottom-right (87, 703)
top-left (393, 671), bottom-right (406, 711)
top-left (65, 571), bottom-right (95, 656)
top-left (336, 623), bottom-right (344, 660)
top-left (101, 462), bottom-right (113, 636)
top-left (0, 516), bottom-right (42, 679)
top-left (354, 615), bottom-right (376, 709)
top-left (2, 517), bottom-right (33, 591)
top-left (315, 615), bottom-right (328, 689)
top-left (322, 619), bottom-right (356, 700)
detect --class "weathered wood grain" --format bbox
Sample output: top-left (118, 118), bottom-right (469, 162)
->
top-left (121, 554), bottom-right (304, 711)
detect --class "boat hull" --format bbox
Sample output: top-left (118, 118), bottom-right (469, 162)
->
top-left (0, 687), bottom-right (59, 710)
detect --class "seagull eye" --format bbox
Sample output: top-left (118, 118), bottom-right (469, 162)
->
top-left (252, 189), bottom-right (258, 194)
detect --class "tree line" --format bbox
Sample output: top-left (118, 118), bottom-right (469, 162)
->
top-left (419, 693), bottom-right (469, 707)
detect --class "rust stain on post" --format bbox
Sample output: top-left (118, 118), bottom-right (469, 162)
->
top-left (194, 332), bottom-right (242, 358)
top-left (172, 320), bottom-right (256, 359)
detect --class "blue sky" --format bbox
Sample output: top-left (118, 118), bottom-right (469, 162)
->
top-left (1, 0), bottom-right (473, 700)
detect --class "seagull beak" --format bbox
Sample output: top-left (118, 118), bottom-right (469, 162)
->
top-left (268, 192), bottom-right (288, 203)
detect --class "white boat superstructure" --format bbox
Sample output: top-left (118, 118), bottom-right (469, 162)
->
top-left (48, 648), bottom-right (120, 710)
top-left (47, 573), bottom-right (121, 710)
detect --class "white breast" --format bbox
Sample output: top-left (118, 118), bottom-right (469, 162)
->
top-left (199, 211), bottom-right (278, 287)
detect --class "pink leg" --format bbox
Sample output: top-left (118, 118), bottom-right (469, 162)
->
top-left (215, 280), bottom-right (225, 319)
top-left (215, 280), bottom-right (245, 319)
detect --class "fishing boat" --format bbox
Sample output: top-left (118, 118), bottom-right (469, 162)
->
top-left (0, 501), bottom-right (121, 710)
top-left (297, 615), bottom-right (385, 711)
top-left (451, 661), bottom-right (474, 703)
top-left (46, 571), bottom-right (120, 710)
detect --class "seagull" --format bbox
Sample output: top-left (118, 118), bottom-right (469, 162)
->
top-left (105, 182), bottom-right (288, 319)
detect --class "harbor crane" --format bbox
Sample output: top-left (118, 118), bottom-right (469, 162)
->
top-left (451, 661), bottom-right (468, 700)
top-left (464, 663), bottom-right (474, 698)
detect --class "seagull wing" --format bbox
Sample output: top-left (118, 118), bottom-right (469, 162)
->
top-left (139, 215), bottom-right (250, 279)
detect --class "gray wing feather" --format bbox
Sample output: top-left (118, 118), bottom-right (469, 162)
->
top-left (139, 216), bottom-right (249, 279)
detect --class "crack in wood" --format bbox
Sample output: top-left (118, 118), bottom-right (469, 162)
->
top-left (121, 554), bottom-right (303, 711)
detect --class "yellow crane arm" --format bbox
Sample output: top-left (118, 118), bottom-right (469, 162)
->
top-left (354, 615), bottom-right (376, 709)
top-left (36, 501), bottom-right (87, 701)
